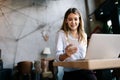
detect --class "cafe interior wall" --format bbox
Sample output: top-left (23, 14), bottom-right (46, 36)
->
top-left (87, 0), bottom-right (105, 36)
top-left (0, 0), bottom-right (96, 69)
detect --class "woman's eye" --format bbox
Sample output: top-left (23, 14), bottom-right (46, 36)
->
top-left (74, 17), bottom-right (79, 21)
top-left (68, 18), bottom-right (72, 21)
top-left (67, 17), bottom-right (79, 22)
top-left (68, 18), bottom-right (78, 21)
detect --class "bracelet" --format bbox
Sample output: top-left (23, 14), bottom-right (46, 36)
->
top-left (64, 53), bottom-right (69, 57)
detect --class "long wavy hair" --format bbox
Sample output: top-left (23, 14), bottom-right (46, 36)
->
top-left (60, 8), bottom-right (87, 44)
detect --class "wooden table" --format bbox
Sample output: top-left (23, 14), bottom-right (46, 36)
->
top-left (53, 58), bottom-right (120, 70)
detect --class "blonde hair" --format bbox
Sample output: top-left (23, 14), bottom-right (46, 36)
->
top-left (60, 8), bottom-right (87, 44)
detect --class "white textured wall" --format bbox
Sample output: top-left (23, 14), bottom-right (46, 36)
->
top-left (0, 0), bottom-right (95, 68)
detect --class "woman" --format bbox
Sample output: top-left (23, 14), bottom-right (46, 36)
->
top-left (55, 8), bottom-right (97, 80)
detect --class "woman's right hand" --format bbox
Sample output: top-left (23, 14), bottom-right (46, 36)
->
top-left (65, 44), bottom-right (77, 57)
top-left (59, 44), bottom-right (78, 61)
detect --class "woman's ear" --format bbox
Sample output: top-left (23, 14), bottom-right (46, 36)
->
top-left (65, 19), bottom-right (67, 23)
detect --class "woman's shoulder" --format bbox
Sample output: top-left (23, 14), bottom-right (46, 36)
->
top-left (58, 30), bottom-right (64, 33)
top-left (56, 30), bottom-right (67, 40)
top-left (57, 30), bottom-right (65, 35)
top-left (84, 33), bottom-right (87, 39)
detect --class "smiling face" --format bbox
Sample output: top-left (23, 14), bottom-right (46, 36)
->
top-left (61, 8), bottom-right (86, 43)
top-left (66, 13), bottom-right (80, 31)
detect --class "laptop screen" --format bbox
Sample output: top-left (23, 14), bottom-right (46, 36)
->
top-left (85, 34), bottom-right (120, 59)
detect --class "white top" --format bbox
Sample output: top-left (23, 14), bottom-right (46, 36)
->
top-left (55, 30), bottom-right (87, 72)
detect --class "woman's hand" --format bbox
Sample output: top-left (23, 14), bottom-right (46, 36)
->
top-left (65, 44), bottom-right (77, 57)
top-left (59, 44), bottom-right (78, 61)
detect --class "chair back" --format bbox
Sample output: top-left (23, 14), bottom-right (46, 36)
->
top-left (17, 61), bottom-right (33, 74)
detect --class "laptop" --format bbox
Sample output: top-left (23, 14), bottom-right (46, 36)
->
top-left (85, 33), bottom-right (120, 59)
